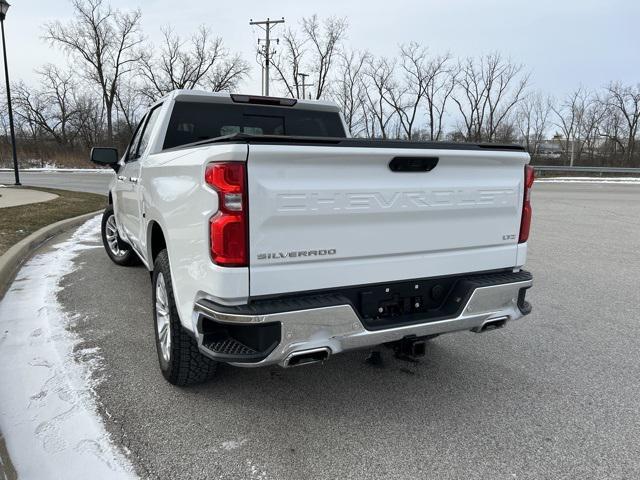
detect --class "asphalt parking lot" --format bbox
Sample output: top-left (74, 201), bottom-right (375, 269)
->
top-left (44, 182), bottom-right (639, 479)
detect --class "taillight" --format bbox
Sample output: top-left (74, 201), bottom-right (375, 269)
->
top-left (519, 165), bottom-right (534, 243)
top-left (205, 162), bottom-right (247, 266)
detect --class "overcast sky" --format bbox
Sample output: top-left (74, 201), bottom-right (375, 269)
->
top-left (3, 0), bottom-right (638, 98)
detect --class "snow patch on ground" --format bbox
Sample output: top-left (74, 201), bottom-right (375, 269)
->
top-left (221, 438), bottom-right (247, 451)
top-left (0, 216), bottom-right (136, 479)
top-left (537, 176), bottom-right (640, 184)
top-left (0, 167), bottom-right (112, 173)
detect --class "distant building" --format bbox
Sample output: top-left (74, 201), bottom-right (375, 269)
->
top-left (537, 141), bottom-right (562, 155)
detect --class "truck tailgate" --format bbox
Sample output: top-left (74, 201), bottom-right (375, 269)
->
top-left (246, 144), bottom-right (529, 297)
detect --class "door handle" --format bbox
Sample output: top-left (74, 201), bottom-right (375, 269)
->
top-left (389, 157), bottom-right (439, 172)
top-left (117, 175), bottom-right (126, 181)
top-left (129, 177), bottom-right (139, 184)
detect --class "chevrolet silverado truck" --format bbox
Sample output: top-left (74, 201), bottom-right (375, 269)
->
top-left (90, 90), bottom-right (534, 386)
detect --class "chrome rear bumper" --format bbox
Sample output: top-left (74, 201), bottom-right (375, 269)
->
top-left (194, 274), bottom-right (533, 368)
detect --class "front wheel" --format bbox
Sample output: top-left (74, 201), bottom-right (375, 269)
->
top-left (152, 249), bottom-right (218, 386)
top-left (101, 205), bottom-right (140, 266)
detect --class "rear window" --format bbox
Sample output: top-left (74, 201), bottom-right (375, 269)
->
top-left (163, 102), bottom-right (346, 149)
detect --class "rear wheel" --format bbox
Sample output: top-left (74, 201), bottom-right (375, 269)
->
top-left (152, 249), bottom-right (218, 386)
top-left (101, 205), bottom-right (140, 266)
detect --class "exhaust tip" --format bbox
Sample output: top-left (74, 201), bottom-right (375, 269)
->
top-left (284, 348), bottom-right (330, 368)
top-left (472, 316), bottom-right (508, 333)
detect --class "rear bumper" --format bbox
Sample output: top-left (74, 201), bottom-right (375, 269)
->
top-left (194, 271), bottom-right (532, 367)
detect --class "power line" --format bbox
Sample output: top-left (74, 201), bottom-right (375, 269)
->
top-left (249, 17), bottom-right (284, 96)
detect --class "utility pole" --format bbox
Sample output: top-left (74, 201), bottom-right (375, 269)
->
top-left (297, 73), bottom-right (313, 99)
top-left (250, 17), bottom-right (284, 96)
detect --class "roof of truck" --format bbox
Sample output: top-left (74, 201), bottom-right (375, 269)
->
top-left (159, 89), bottom-right (341, 113)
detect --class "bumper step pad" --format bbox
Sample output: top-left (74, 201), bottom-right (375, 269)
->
top-left (203, 337), bottom-right (259, 357)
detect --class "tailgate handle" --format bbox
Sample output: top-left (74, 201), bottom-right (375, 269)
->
top-left (389, 156), bottom-right (439, 172)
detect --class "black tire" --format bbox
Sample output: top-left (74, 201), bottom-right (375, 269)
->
top-left (101, 205), bottom-right (140, 266)
top-left (152, 249), bottom-right (218, 386)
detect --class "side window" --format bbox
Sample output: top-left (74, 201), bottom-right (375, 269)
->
top-left (135, 105), bottom-right (163, 158)
top-left (126, 115), bottom-right (147, 163)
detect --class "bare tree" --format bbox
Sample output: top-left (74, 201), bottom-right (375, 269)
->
top-left (383, 44), bottom-right (455, 141)
top-left (11, 81), bottom-right (44, 148)
top-left (269, 15), bottom-right (347, 100)
top-left (451, 57), bottom-right (482, 141)
top-left (551, 88), bottom-right (590, 166)
top-left (38, 65), bottom-right (78, 146)
top-left (271, 28), bottom-right (307, 98)
top-left (422, 53), bottom-right (455, 141)
top-left (70, 93), bottom-right (105, 148)
top-left (139, 26), bottom-right (220, 98)
top-left (45, 0), bottom-right (144, 142)
top-left (580, 99), bottom-right (607, 162)
top-left (12, 82), bottom-right (52, 147)
top-left (516, 91), bottom-right (552, 156)
top-left (381, 43), bottom-right (429, 140)
top-left (115, 79), bottom-right (146, 137)
top-left (331, 50), bottom-right (369, 136)
top-left (598, 103), bottom-right (626, 162)
top-left (452, 53), bottom-right (528, 142)
top-left (604, 82), bottom-right (640, 163)
top-left (302, 15), bottom-right (347, 100)
top-left (139, 25), bottom-right (248, 101)
top-left (207, 54), bottom-right (250, 92)
top-left (362, 56), bottom-right (396, 139)
top-left (12, 65), bottom-right (78, 146)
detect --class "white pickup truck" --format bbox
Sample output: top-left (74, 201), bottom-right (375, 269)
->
top-left (90, 90), bottom-right (534, 386)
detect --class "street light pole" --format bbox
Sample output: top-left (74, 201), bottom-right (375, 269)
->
top-left (0, 0), bottom-right (20, 186)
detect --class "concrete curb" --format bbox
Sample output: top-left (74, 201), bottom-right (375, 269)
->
top-left (0, 210), bottom-right (102, 299)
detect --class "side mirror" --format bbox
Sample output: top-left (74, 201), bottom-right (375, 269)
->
top-left (90, 147), bottom-right (120, 172)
